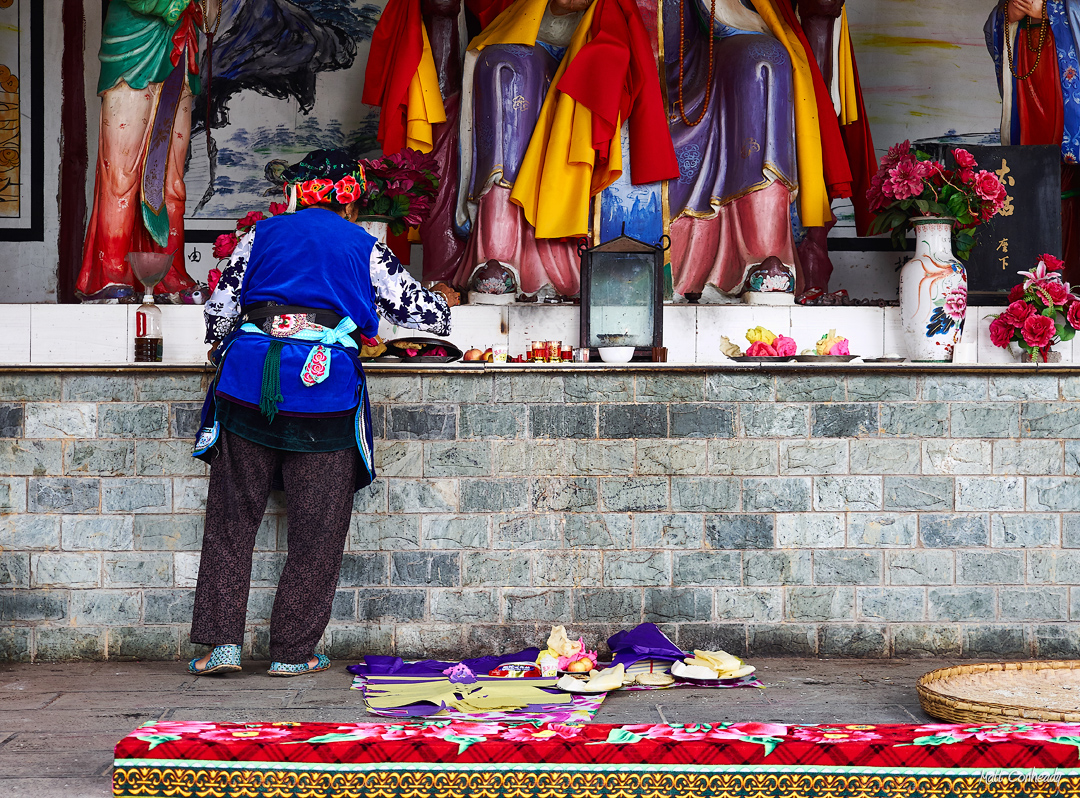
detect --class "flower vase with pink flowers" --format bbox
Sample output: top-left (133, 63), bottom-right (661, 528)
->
top-left (352, 149), bottom-right (440, 236)
top-left (867, 142), bottom-right (1007, 361)
top-left (989, 254), bottom-right (1078, 362)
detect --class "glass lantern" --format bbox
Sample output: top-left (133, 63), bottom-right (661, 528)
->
top-left (579, 233), bottom-right (665, 361)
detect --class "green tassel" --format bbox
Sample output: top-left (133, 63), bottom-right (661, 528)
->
top-left (260, 341), bottom-right (285, 423)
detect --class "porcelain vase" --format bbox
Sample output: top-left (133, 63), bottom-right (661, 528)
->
top-left (898, 217), bottom-right (967, 362)
top-left (357, 219), bottom-right (389, 244)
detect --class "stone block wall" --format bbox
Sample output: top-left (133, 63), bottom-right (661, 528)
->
top-left (2, 367), bottom-right (1080, 662)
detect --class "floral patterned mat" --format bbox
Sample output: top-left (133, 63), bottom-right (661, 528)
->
top-left (114, 721), bottom-right (1080, 798)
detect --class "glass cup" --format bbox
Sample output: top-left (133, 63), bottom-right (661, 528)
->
top-left (560, 345), bottom-right (573, 362)
top-left (547, 340), bottom-right (562, 363)
top-left (531, 340), bottom-right (547, 362)
top-left (492, 344), bottom-right (508, 363)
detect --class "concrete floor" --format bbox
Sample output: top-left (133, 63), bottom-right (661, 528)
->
top-left (0, 657), bottom-right (954, 797)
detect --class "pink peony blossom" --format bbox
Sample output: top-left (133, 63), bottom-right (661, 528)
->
top-left (773, 335), bottom-right (797, 357)
top-left (1008, 284), bottom-right (1027, 303)
top-left (952, 148), bottom-right (977, 168)
top-left (989, 316), bottom-right (1015, 348)
top-left (879, 140), bottom-right (911, 173)
top-left (213, 232), bottom-right (238, 259)
top-left (1002, 300), bottom-right (1034, 327)
top-left (866, 174), bottom-right (886, 211)
top-left (207, 268), bottom-right (222, 293)
top-left (886, 157), bottom-right (927, 201)
top-left (1022, 314), bottom-right (1057, 349)
top-left (957, 167), bottom-right (975, 184)
top-left (943, 284), bottom-right (967, 321)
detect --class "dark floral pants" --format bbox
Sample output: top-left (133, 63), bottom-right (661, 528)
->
top-left (191, 429), bottom-right (356, 663)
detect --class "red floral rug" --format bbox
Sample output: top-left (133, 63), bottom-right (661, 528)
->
top-left (113, 720), bottom-right (1080, 797)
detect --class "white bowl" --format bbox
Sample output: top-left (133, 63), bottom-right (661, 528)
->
top-left (597, 346), bottom-right (635, 363)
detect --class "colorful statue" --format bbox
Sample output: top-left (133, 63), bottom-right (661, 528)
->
top-left (78, 0), bottom-right (208, 302)
top-left (452, 0), bottom-right (679, 297)
top-left (364, 0), bottom-right (470, 282)
top-left (795, 0), bottom-right (877, 292)
top-left (664, 0), bottom-right (801, 300)
top-left (986, 0), bottom-right (1080, 284)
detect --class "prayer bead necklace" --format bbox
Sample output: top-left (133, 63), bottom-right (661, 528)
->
top-left (676, 0), bottom-right (716, 127)
top-left (1004, 0), bottom-right (1048, 81)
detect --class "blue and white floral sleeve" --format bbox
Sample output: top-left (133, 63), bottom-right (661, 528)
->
top-left (203, 230), bottom-right (255, 345)
top-left (369, 241), bottom-right (452, 335)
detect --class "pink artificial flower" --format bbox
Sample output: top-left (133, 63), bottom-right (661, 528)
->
top-left (1068, 301), bottom-right (1080, 330)
top-left (974, 170), bottom-right (1006, 202)
top-left (792, 725), bottom-right (881, 744)
top-left (1041, 280), bottom-right (1069, 307)
top-left (213, 232), bottom-right (238, 259)
top-left (866, 174), bottom-right (886, 211)
top-left (879, 140), bottom-right (911, 173)
top-left (828, 339), bottom-right (850, 356)
top-left (1008, 284), bottom-right (1027, 303)
top-left (207, 268), bottom-right (222, 293)
top-left (746, 341), bottom-right (778, 357)
top-left (1022, 314), bottom-right (1057, 349)
top-left (1040, 253), bottom-right (1066, 272)
top-left (957, 167), bottom-right (975, 184)
top-left (1001, 300), bottom-right (1034, 327)
top-left (952, 148), bottom-right (977, 168)
top-left (943, 284), bottom-right (967, 321)
top-left (773, 335), bottom-right (797, 357)
top-left (268, 202), bottom-right (289, 216)
top-left (989, 316), bottom-right (1015, 348)
top-left (886, 157), bottom-right (926, 201)
top-left (236, 210), bottom-right (265, 232)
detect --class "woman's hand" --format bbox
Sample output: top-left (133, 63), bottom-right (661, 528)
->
top-left (1008, 0), bottom-right (1045, 23)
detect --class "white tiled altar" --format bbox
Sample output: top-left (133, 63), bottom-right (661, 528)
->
top-left (0, 303), bottom-right (1033, 365)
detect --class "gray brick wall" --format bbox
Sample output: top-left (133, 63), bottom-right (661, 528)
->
top-left (3, 367), bottom-right (1080, 661)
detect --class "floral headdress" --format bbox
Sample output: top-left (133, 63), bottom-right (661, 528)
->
top-left (280, 148), bottom-right (368, 211)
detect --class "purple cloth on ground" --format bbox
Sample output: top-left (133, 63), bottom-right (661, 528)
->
top-left (608, 623), bottom-right (687, 670)
top-left (347, 648), bottom-right (541, 677)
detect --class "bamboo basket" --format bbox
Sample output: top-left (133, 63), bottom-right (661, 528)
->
top-left (918, 660), bottom-right (1080, 724)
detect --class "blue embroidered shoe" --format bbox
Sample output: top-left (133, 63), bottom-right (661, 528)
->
top-left (188, 644), bottom-right (242, 675)
top-left (267, 653), bottom-right (331, 677)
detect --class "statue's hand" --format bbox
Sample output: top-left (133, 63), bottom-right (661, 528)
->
top-left (1008, 0), bottom-right (1044, 23)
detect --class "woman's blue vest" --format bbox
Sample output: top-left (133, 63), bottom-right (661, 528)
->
top-left (216, 208), bottom-right (380, 415)
top-left (206, 208), bottom-right (381, 487)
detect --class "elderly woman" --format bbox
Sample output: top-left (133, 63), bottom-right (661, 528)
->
top-left (189, 149), bottom-right (451, 676)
